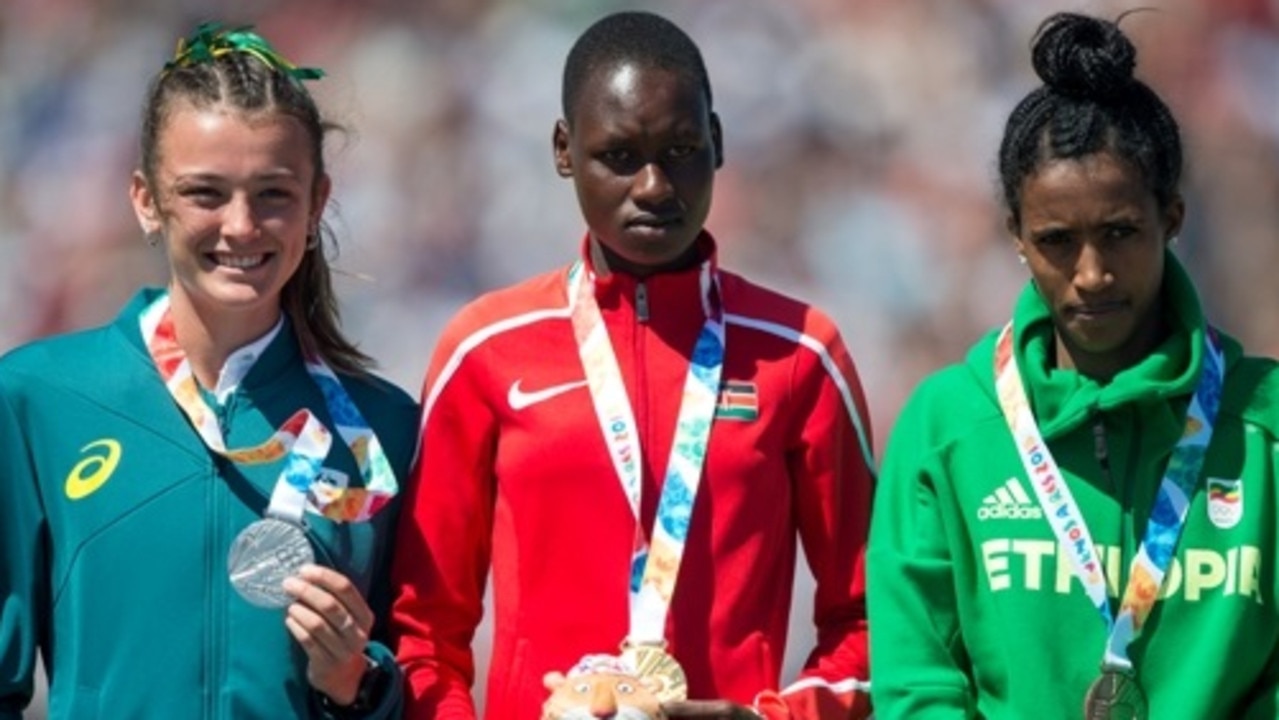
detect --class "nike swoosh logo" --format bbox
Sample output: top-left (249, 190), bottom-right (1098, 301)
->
top-left (508, 379), bottom-right (588, 411)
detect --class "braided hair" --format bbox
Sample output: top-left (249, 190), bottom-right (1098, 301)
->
top-left (139, 23), bottom-right (370, 374)
top-left (998, 12), bottom-right (1183, 231)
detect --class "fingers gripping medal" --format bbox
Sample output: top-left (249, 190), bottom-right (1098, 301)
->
top-left (1083, 670), bottom-right (1148, 720)
top-left (140, 292), bottom-right (401, 608)
top-left (566, 262), bottom-right (722, 712)
top-left (224, 409), bottom-right (333, 608)
top-left (227, 517), bottom-right (314, 608)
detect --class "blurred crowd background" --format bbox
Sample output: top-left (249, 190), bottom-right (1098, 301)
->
top-left (5, 0), bottom-right (1275, 717)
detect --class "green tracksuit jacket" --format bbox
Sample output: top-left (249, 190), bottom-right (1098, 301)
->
top-left (868, 257), bottom-right (1279, 719)
top-left (0, 289), bottom-right (420, 720)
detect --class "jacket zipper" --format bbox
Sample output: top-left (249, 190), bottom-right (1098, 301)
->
top-left (210, 397), bottom-right (234, 719)
top-left (1091, 418), bottom-right (1111, 486)
top-left (636, 282), bottom-right (650, 323)
top-left (634, 280), bottom-right (651, 533)
top-left (1094, 410), bottom-right (1140, 604)
top-left (1091, 414), bottom-right (1118, 602)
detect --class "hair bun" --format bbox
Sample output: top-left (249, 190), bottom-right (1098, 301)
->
top-left (1031, 12), bottom-right (1136, 102)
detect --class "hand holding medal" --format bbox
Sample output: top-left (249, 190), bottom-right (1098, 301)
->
top-left (227, 516), bottom-right (315, 608)
top-left (560, 260), bottom-right (723, 718)
top-left (280, 563), bottom-right (378, 705)
top-left (141, 291), bottom-right (400, 611)
top-left (660, 700), bottom-right (759, 719)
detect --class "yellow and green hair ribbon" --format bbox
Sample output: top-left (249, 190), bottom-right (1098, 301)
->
top-left (164, 22), bottom-right (324, 81)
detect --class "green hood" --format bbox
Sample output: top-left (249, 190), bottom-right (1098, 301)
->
top-left (964, 251), bottom-right (1241, 439)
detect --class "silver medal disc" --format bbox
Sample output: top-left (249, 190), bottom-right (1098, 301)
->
top-left (227, 517), bottom-right (314, 608)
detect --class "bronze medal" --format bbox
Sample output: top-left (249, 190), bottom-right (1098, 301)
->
top-left (622, 643), bottom-right (688, 703)
top-left (1083, 670), bottom-right (1148, 720)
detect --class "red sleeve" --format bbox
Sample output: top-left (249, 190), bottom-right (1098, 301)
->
top-left (389, 312), bottom-right (498, 720)
top-left (761, 315), bottom-right (874, 720)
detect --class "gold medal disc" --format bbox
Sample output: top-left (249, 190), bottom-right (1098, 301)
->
top-left (622, 643), bottom-right (688, 703)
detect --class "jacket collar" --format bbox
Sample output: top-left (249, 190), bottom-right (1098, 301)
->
top-left (969, 252), bottom-right (1237, 438)
top-left (574, 231), bottom-right (721, 318)
top-left (116, 287), bottom-right (304, 397)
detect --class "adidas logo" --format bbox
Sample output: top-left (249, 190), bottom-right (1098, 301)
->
top-left (977, 478), bottom-right (1043, 521)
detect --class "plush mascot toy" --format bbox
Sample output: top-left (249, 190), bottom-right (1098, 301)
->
top-left (541, 654), bottom-right (667, 720)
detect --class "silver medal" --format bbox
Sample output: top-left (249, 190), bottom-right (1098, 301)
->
top-left (227, 517), bottom-right (314, 608)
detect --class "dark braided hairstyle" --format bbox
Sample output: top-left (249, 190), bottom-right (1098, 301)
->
top-left (998, 12), bottom-right (1183, 231)
top-left (561, 11), bottom-right (713, 126)
top-left (139, 23), bottom-right (371, 374)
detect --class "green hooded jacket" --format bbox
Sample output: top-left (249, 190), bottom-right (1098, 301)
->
top-left (868, 256), bottom-right (1279, 719)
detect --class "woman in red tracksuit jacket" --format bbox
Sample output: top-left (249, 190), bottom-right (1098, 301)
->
top-left (390, 11), bottom-right (876, 720)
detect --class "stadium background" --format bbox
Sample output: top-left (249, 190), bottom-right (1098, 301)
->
top-left (4, 0), bottom-right (1274, 716)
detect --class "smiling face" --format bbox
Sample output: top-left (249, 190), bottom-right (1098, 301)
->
top-left (554, 61), bottom-right (721, 277)
top-left (131, 102), bottom-right (329, 332)
top-left (1011, 151), bottom-right (1183, 379)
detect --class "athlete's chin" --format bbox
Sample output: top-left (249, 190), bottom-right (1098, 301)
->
top-left (614, 236), bottom-right (699, 270)
top-left (196, 279), bottom-right (285, 314)
top-left (1062, 325), bottom-right (1135, 358)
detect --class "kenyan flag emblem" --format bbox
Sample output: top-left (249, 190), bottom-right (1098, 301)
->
top-left (715, 381), bottom-right (759, 421)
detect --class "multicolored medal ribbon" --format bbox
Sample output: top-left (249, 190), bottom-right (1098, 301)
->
top-left (993, 322), bottom-right (1224, 719)
top-left (140, 292), bottom-right (398, 606)
top-left (567, 260), bottom-right (724, 699)
top-left (141, 291), bottom-right (398, 522)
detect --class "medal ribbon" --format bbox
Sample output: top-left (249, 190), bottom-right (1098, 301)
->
top-left (993, 322), bottom-right (1223, 671)
top-left (140, 292), bottom-right (397, 523)
top-left (568, 261), bottom-right (725, 646)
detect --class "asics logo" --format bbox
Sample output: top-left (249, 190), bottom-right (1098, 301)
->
top-left (65, 439), bottom-right (123, 500)
top-left (976, 477), bottom-right (1043, 521)
top-left (507, 379), bottom-right (588, 411)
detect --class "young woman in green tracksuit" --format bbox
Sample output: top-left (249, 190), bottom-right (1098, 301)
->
top-left (868, 11), bottom-right (1279, 720)
top-left (0, 24), bottom-right (418, 720)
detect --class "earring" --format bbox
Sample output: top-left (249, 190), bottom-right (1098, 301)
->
top-left (146, 231), bottom-right (161, 247)
top-left (1017, 254), bottom-right (1027, 265)
top-left (1169, 235), bottom-right (1180, 247)
top-left (306, 233), bottom-right (320, 251)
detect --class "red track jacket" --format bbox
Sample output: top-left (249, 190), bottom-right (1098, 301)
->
top-left (391, 235), bottom-right (874, 719)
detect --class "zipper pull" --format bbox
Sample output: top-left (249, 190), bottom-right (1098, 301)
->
top-left (636, 282), bottom-right (650, 323)
top-left (1092, 416), bottom-right (1113, 487)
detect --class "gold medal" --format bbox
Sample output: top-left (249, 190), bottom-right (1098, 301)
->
top-left (1083, 669), bottom-right (1148, 720)
top-left (622, 643), bottom-right (688, 703)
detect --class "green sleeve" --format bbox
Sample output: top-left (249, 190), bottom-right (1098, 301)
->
top-left (1238, 432), bottom-right (1279, 720)
top-left (351, 383), bottom-right (419, 720)
top-left (867, 389), bottom-right (975, 719)
top-left (0, 379), bottom-right (46, 719)
top-left (1239, 637), bottom-right (1279, 719)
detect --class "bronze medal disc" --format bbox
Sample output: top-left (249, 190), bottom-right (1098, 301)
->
top-left (622, 644), bottom-right (688, 703)
top-left (1083, 670), bottom-right (1148, 720)
top-left (227, 517), bottom-right (314, 608)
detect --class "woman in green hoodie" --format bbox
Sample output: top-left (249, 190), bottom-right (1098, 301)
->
top-left (867, 11), bottom-right (1279, 720)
